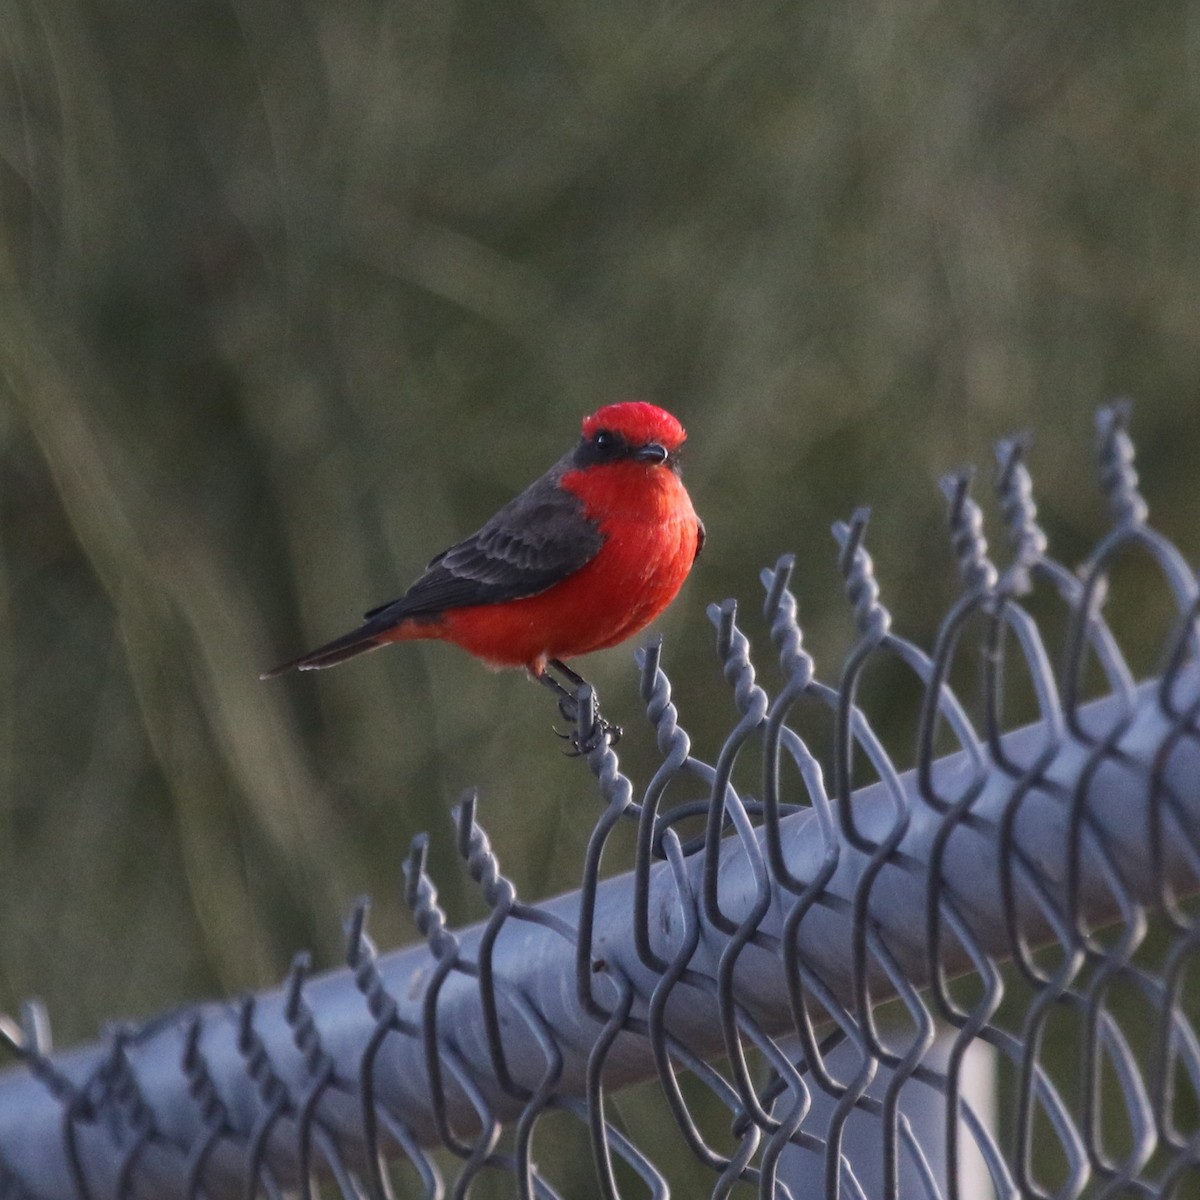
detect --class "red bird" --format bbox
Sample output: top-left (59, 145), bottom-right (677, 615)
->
top-left (263, 401), bottom-right (704, 744)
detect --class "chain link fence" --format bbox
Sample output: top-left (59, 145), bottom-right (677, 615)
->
top-left (1, 402), bottom-right (1198, 1198)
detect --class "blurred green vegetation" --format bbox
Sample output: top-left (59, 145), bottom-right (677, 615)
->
top-left (1, 0), bottom-right (1199, 1165)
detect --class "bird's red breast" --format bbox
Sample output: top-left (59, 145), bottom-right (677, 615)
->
top-left (434, 444), bottom-right (701, 670)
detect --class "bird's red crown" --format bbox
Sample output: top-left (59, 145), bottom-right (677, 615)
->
top-left (582, 402), bottom-right (686, 452)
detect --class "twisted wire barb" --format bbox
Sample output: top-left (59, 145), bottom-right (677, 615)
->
top-left (1, 404), bottom-right (1199, 1200)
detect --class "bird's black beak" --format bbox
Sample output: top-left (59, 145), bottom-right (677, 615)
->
top-left (634, 442), bottom-right (669, 464)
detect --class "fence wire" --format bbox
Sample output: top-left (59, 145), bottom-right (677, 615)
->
top-left (2, 401), bottom-right (1199, 1199)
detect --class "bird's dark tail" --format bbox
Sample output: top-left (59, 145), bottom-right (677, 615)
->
top-left (261, 608), bottom-right (441, 680)
top-left (259, 626), bottom-right (390, 679)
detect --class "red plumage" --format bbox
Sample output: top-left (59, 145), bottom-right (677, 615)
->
top-left (263, 401), bottom-right (704, 690)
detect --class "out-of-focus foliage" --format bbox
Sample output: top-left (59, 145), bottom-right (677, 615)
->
top-left (1, 0), bottom-right (1198, 1060)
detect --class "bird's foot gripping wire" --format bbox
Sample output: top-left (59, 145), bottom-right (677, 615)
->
top-left (537, 660), bottom-right (622, 755)
top-left (557, 695), bottom-right (622, 756)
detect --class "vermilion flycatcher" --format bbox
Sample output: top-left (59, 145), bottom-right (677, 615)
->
top-left (263, 401), bottom-right (704, 742)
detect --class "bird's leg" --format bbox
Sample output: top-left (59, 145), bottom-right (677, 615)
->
top-left (537, 659), bottom-right (622, 753)
top-left (547, 659), bottom-right (587, 687)
top-left (534, 667), bottom-right (581, 721)
top-left (547, 660), bottom-right (623, 746)
top-left (532, 668), bottom-right (599, 755)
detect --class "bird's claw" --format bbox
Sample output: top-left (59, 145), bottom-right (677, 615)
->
top-left (541, 667), bottom-right (621, 755)
top-left (552, 716), bottom-right (623, 756)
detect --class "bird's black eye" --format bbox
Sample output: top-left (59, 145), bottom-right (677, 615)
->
top-left (576, 427), bottom-right (629, 467)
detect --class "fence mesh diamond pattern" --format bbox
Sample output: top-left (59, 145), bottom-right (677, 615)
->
top-left (1, 402), bottom-right (1198, 1198)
